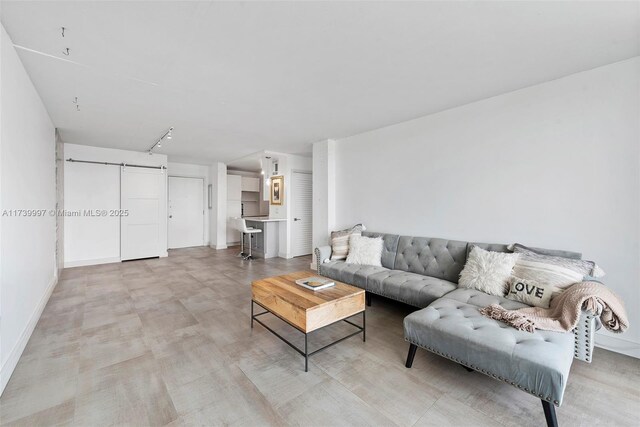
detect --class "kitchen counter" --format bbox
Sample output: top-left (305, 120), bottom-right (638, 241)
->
top-left (242, 216), bottom-right (287, 222)
top-left (243, 218), bottom-right (283, 258)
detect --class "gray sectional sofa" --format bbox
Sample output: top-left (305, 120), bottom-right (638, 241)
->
top-left (315, 231), bottom-right (599, 427)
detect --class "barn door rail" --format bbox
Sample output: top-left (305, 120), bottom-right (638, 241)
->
top-left (66, 158), bottom-right (166, 170)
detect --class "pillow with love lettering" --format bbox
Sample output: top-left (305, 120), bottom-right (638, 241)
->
top-left (505, 276), bottom-right (556, 308)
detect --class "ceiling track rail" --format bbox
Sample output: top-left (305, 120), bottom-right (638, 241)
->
top-left (66, 158), bottom-right (166, 170)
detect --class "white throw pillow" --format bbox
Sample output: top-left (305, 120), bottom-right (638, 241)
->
top-left (345, 235), bottom-right (383, 267)
top-left (458, 246), bottom-right (519, 296)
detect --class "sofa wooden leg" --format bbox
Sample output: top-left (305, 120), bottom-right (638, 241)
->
top-left (365, 292), bottom-right (372, 307)
top-left (405, 344), bottom-right (417, 368)
top-left (541, 400), bottom-right (558, 427)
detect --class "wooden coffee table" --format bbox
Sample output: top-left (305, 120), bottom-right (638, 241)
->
top-left (251, 271), bottom-right (365, 371)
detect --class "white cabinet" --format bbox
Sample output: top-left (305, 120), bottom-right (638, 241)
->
top-left (227, 175), bottom-right (242, 201)
top-left (226, 200), bottom-right (241, 244)
top-left (241, 176), bottom-right (260, 192)
top-left (226, 174), bottom-right (242, 244)
top-left (226, 174), bottom-right (264, 244)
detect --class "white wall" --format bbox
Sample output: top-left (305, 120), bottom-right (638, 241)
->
top-left (264, 152), bottom-right (312, 258)
top-left (167, 162), bottom-right (210, 246)
top-left (331, 58), bottom-right (640, 357)
top-left (312, 140), bottom-right (336, 266)
top-left (209, 162), bottom-right (227, 249)
top-left (55, 131), bottom-right (64, 273)
top-left (63, 144), bottom-right (167, 267)
top-left (0, 24), bottom-right (57, 393)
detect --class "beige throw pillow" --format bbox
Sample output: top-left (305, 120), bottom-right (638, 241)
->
top-left (458, 246), bottom-right (519, 297)
top-left (510, 244), bottom-right (605, 287)
top-left (505, 276), bottom-right (556, 308)
top-left (330, 224), bottom-right (365, 261)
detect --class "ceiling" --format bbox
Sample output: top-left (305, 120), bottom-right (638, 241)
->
top-left (2, 1), bottom-right (639, 164)
top-left (227, 152), bottom-right (266, 173)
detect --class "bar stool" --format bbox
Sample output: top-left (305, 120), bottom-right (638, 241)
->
top-left (233, 218), bottom-right (262, 260)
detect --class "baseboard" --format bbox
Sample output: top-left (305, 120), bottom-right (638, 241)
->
top-left (64, 256), bottom-right (121, 268)
top-left (0, 274), bottom-right (58, 395)
top-left (595, 333), bottom-right (640, 359)
top-left (209, 243), bottom-right (228, 250)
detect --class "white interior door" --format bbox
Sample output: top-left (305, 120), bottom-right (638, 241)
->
top-left (168, 176), bottom-right (204, 248)
top-left (121, 167), bottom-right (166, 260)
top-left (291, 171), bottom-right (312, 257)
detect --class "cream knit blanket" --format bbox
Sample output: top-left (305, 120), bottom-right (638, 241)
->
top-left (480, 281), bottom-right (629, 333)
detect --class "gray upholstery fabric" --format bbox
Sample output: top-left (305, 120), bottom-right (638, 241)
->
top-left (404, 299), bottom-right (574, 406)
top-left (444, 288), bottom-right (599, 364)
top-left (466, 243), bottom-right (510, 259)
top-left (319, 261), bottom-right (388, 289)
top-left (517, 244), bottom-right (582, 260)
top-left (362, 231), bottom-right (400, 269)
top-left (367, 270), bottom-right (456, 308)
top-left (468, 242), bottom-right (582, 260)
top-left (394, 236), bottom-right (467, 283)
top-left (574, 310), bottom-right (599, 363)
top-left (442, 288), bottom-right (528, 311)
top-left (315, 245), bottom-right (332, 271)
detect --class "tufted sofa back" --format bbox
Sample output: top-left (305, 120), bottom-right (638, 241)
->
top-left (469, 242), bottom-right (582, 260)
top-left (362, 231), bottom-right (400, 269)
top-left (361, 232), bottom-right (582, 284)
top-left (394, 236), bottom-right (468, 283)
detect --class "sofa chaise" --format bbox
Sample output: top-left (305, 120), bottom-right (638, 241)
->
top-left (315, 231), bottom-right (599, 427)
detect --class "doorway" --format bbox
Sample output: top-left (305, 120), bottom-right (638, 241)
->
top-left (291, 171), bottom-right (312, 257)
top-left (168, 176), bottom-right (205, 249)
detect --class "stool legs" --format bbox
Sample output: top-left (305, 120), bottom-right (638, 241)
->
top-left (238, 232), bottom-right (245, 257)
top-left (246, 234), bottom-right (254, 260)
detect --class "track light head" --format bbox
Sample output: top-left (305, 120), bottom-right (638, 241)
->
top-left (148, 126), bottom-right (174, 152)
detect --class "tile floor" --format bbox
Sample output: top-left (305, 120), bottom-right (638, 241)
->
top-left (0, 247), bottom-right (638, 426)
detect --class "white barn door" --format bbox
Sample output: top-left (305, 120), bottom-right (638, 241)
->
top-left (168, 176), bottom-right (204, 248)
top-left (121, 166), bottom-right (166, 260)
top-left (291, 171), bottom-right (312, 257)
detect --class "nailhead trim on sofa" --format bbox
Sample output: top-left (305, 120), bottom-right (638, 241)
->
top-left (405, 338), bottom-right (560, 406)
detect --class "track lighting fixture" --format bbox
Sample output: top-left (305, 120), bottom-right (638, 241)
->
top-left (148, 126), bottom-right (174, 153)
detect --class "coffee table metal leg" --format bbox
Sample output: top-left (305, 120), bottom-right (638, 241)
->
top-left (304, 333), bottom-right (309, 372)
top-left (251, 299), bottom-right (364, 372)
top-left (363, 310), bottom-right (366, 342)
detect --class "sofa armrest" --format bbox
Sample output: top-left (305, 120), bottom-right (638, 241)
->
top-left (314, 246), bottom-right (332, 272)
top-left (573, 308), bottom-right (600, 363)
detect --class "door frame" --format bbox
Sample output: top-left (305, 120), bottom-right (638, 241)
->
top-left (168, 175), bottom-right (207, 248)
top-left (290, 170), bottom-right (313, 258)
